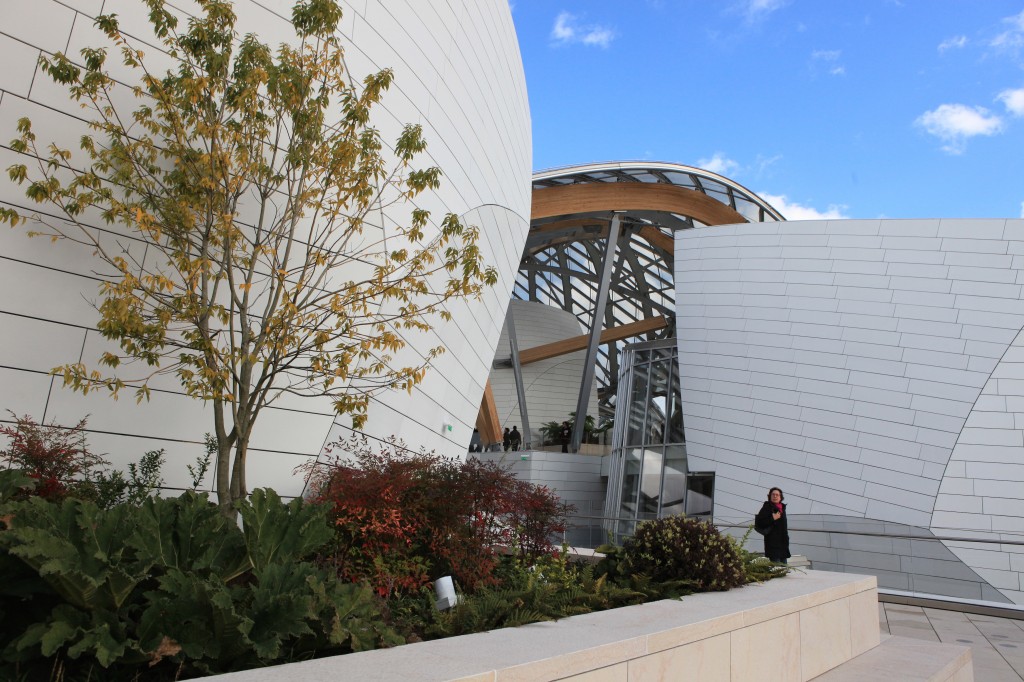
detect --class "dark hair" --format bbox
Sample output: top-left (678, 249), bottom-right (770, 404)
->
top-left (767, 487), bottom-right (784, 502)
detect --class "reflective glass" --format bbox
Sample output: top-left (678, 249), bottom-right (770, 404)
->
top-left (639, 447), bottom-right (663, 515)
top-left (685, 472), bottom-right (715, 518)
top-left (667, 360), bottom-right (685, 444)
top-left (626, 363), bottom-right (649, 446)
top-left (661, 445), bottom-right (687, 516)
top-left (648, 393), bottom-right (667, 445)
top-left (617, 448), bottom-right (643, 518)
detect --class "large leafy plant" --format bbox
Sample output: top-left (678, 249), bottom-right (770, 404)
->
top-left (0, 485), bottom-right (399, 680)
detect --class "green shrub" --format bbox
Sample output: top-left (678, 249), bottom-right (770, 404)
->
top-left (420, 555), bottom-right (647, 640)
top-left (621, 516), bottom-right (746, 592)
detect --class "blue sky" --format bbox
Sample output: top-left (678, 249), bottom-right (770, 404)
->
top-left (510, 1), bottom-right (1024, 220)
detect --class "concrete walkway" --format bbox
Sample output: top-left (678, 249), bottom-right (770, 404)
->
top-left (880, 602), bottom-right (1024, 681)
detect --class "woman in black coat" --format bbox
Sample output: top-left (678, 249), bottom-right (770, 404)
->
top-left (755, 487), bottom-right (791, 563)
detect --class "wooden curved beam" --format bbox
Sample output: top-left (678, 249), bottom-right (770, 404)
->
top-left (475, 380), bottom-right (502, 445)
top-left (518, 317), bottom-right (669, 365)
top-left (531, 182), bottom-right (747, 226)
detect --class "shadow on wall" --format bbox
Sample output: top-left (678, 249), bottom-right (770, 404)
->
top-left (785, 515), bottom-right (1011, 604)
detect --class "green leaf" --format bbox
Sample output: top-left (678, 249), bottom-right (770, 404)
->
top-left (246, 563), bottom-right (315, 660)
top-left (38, 607), bottom-right (83, 656)
top-left (0, 468), bottom-right (36, 502)
top-left (238, 488), bottom-right (332, 574)
top-left (128, 491), bottom-right (249, 582)
top-left (138, 568), bottom-right (254, 671)
top-left (1, 497), bottom-right (147, 610)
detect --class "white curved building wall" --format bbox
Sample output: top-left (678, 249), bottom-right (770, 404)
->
top-left (676, 218), bottom-right (1024, 604)
top-left (488, 300), bottom-right (600, 447)
top-left (0, 0), bottom-right (531, 496)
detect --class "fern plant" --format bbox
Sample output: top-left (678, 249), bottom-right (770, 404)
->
top-left (735, 526), bottom-right (792, 583)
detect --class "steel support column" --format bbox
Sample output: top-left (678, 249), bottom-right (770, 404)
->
top-left (571, 214), bottom-right (621, 452)
top-left (506, 306), bottom-right (532, 450)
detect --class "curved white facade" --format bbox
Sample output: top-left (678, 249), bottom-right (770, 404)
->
top-left (0, 1), bottom-right (531, 496)
top-left (676, 218), bottom-right (1024, 603)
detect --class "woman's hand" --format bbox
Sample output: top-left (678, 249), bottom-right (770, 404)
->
top-left (772, 511), bottom-right (781, 521)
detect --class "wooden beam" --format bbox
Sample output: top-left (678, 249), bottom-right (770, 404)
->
top-left (531, 217), bottom-right (610, 235)
top-left (637, 225), bottom-right (673, 253)
top-left (531, 182), bottom-right (747, 226)
top-left (475, 380), bottom-right (502, 445)
top-left (519, 317), bottom-right (669, 366)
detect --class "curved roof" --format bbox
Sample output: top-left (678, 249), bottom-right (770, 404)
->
top-left (532, 161), bottom-right (784, 223)
top-left (514, 161), bottom-right (783, 417)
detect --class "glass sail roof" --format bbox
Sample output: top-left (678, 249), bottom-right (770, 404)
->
top-left (516, 161), bottom-right (784, 419)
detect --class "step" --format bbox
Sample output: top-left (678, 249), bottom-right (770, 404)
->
top-left (810, 634), bottom-right (972, 681)
top-left (789, 554), bottom-right (811, 568)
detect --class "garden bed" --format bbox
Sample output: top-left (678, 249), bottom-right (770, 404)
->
top-left (206, 570), bottom-right (881, 681)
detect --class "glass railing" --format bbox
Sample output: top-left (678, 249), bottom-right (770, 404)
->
top-left (561, 512), bottom-right (1024, 611)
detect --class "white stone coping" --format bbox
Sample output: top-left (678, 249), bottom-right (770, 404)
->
top-left (206, 570), bottom-right (884, 681)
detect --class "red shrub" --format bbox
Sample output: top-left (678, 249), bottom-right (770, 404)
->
top-left (0, 412), bottom-right (106, 501)
top-left (301, 437), bottom-right (572, 598)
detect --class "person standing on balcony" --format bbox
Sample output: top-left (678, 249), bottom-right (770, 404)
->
top-left (756, 487), bottom-right (791, 564)
top-left (509, 425), bottom-right (522, 451)
top-left (559, 421), bottom-right (571, 453)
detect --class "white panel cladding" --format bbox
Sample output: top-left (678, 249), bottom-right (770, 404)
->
top-left (0, 1), bottom-right (531, 497)
top-left (935, 329), bottom-right (1024, 597)
top-left (677, 218), bottom-right (1024, 604)
top-left (487, 301), bottom-right (601, 447)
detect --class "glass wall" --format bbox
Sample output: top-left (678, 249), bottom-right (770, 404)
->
top-left (604, 339), bottom-right (713, 542)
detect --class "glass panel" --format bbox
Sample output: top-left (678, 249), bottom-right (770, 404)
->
top-left (668, 360), bottom-right (685, 444)
top-left (639, 448), bottom-right (663, 515)
top-left (685, 472), bottom-right (715, 518)
top-left (617, 448), bottom-right (642, 522)
top-left (626, 363), bottom-right (649, 446)
top-left (648, 393), bottom-right (667, 445)
top-left (660, 445), bottom-right (687, 516)
top-left (647, 359), bottom-right (670, 445)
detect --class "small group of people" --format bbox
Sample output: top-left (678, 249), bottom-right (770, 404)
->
top-left (755, 486), bottom-right (791, 564)
top-left (502, 425), bottom-right (522, 451)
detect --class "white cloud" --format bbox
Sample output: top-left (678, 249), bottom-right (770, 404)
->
top-left (758, 193), bottom-right (848, 220)
top-left (812, 49), bottom-right (841, 61)
top-left (551, 11), bottom-right (615, 48)
top-left (998, 88), bottom-right (1024, 117)
top-left (697, 153), bottom-right (740, 176)
top-left (811, 50), bottom-right (845, 76)
top-left (991, 10), bottom-right (1024, 51)
top-left (915, 103), bottom-right (1004, 154)
top-left (753, 154), bottom-right (782, 176)
top-left (742, 0), bottom-right (788, 21)
top-left (938, 35), bottom-right (967, 52)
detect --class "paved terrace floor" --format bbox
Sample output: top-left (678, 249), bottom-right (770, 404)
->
top-left (880, 602), bottom-right (1024, 680)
